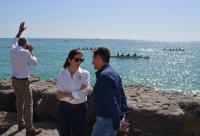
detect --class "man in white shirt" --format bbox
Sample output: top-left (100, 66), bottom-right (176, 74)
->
top-left (10, 22), bottom-right (41, 136)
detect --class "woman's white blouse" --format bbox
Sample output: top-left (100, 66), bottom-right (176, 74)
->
top-left (56, 67), bottom-right (90, 104)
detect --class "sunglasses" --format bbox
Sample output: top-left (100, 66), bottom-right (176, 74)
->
top-left (72, 57), bottom-right (84, 62)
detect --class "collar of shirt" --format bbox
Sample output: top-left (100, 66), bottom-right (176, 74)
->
top-left (95, 63), bottom-right (110, 79)
top-left (16, 45), bottom-right (25, 51)
top-left (65, 67), bottom-right (83, 79)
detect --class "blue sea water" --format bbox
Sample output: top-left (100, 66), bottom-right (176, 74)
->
top-left (1, 38), bottom-right (200, 94)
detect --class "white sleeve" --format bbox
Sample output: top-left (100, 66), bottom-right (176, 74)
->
top-left (11, 37), bottom-right (19, 48)
top-left (78, 71), bottom-right (91, 98)
top-left (72, 91), bottom-right (82, 99)
top-left (56, 73), bottom-right (65, 92)
top-left (77, 90), bottom-right (88, 98)
top-left (27, 52), bottom-right (38, 66)
top-left (81, 71), bottom-right (90, 90)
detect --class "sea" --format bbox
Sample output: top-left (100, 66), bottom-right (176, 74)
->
top-left (1, 38), bottom-right (200, 94)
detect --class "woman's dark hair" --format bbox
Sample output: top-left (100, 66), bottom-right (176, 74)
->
top-left (18, 38), bottom-right (27, 46)
top-left (63, 49), bottom-right (83, 69)
top-left (93, 47), bottom-right (110, 63)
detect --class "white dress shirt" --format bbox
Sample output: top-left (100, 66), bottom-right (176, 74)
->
top-left (56, 67), bottom-right (90, 104)
top-left (10, 37), bottom-right (37, 78)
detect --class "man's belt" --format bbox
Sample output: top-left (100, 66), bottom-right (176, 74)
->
top-left (12, 76), bottom-right (28, 80)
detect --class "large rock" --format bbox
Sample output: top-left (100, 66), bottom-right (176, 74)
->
top-left (0, 79), bottom-right (12, 90)
top-left (124, 84), bottom-right (199, 136)
top-left (178, 101), bottom-right (200, 135)
top-left (33, 87), bottom-right (59, 122)
top-left (29, 74), bottom-right (41, 83)
top-left (0, 112), bottom-right (16, 134)
top-left (30, 79), bottom-right (56, 105)
top-left (0, 89), bottom-right (15, 111)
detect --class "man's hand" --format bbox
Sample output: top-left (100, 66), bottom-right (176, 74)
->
top-left (27, 44), bottom-right (33, 52)
top-left (79, 84), bottom-right (89, 98)
top-left (66, 92), bottom-right (74, 100)
top-left (19, 22), bottom-right (26, 33)
top-left (54, 91), bottom-right (74, 100)
top-left (119, 115), bottom-right (129, 135)
top-left (80, 84), bottom-right (87, 90)
top-left (16, 22), bottom-right (27, 38)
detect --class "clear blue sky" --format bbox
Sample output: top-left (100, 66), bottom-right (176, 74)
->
top-left (0, 0), bottom-right (200, 41)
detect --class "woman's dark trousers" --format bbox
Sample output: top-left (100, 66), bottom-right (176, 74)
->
top-left (57, 101), bottom-right (87, 136)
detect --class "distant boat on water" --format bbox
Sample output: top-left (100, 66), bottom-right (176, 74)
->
top-left (78, 47), bottom-right (96, 50)
top-left (111, 54), bottom-right (149, 59)
top-left (163, 48), bottom-right (185, 51)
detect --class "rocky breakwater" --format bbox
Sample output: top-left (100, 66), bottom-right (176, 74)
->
top-left (125, 84), bottom-right (200, 136)
top-left (0, 76), bottom-right (200, 136)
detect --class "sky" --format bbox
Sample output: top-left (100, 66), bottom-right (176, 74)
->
top-left (0, 0), bottom-right (200, 41)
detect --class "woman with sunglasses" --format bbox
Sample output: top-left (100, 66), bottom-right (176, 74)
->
top-left (55, 49), bottom-right (90, 136)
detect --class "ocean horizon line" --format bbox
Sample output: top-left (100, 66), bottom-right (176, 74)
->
top-left (0, 37), bottom-right (200, 43)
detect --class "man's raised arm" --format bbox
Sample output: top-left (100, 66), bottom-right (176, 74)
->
top-left (16, 22), bottom-right (26, 38)
top-left (11, 22), bottom-right (27, 47)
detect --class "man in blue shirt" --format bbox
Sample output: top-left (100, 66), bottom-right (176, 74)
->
top-left (91, 47), bottom-right (129, 136)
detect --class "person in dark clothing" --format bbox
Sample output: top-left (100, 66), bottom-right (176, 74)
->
top-left (91, 47), bottom-right (129, 136)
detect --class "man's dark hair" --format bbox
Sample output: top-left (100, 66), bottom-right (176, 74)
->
top-left (93, 47), bottom-right (110, 63)
top-left (18, 38), bottom-right (27, 46)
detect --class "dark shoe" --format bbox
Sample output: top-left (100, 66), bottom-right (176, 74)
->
top-left (18, 124), bottom-right (25, 131)
top-left (26, 127), bottom-right (42, 136)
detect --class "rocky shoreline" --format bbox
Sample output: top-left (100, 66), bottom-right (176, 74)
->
top-left (0, 75), bottom-right (200, 136)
